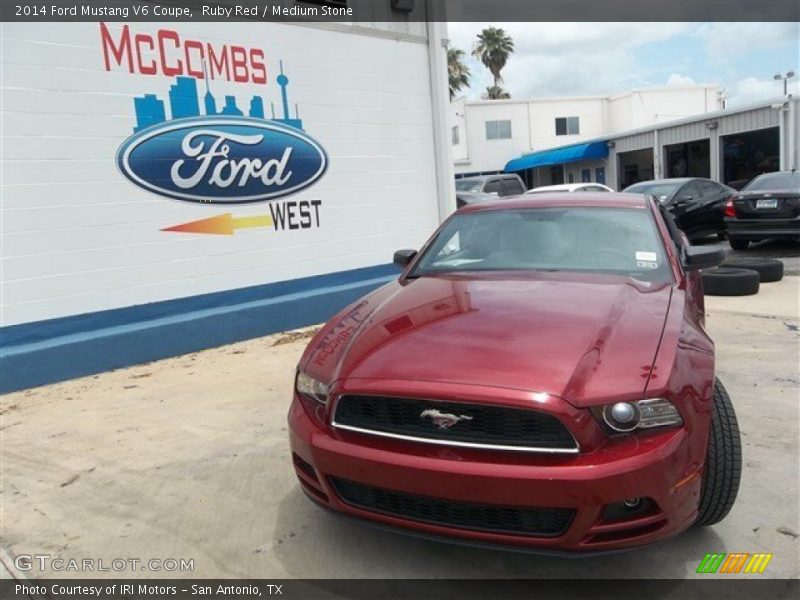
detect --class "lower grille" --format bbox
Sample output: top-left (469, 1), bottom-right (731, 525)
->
top-left (333, 395), bottom-right (578, 452)
top-left (331, 478), bottom-right (574, 537)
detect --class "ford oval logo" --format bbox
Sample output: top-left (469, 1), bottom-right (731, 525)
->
top-left (116, 117), bottom-right (328, 204)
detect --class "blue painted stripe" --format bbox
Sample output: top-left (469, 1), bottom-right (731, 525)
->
top-left (0, 264), bottom-right (399, 394)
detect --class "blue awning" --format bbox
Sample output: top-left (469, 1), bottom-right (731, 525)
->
top-left (504, 141), bottom-right (608, 172)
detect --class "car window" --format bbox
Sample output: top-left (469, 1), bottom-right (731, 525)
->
top-left (583, 185), bottom-right (608, 192)
top-left (501, 178), bottom-right (524, 195)
top-left (678, 182), bottom-right (701, 202)
top-left (483, 180), bottom-right (502, 194)
top-left (697, 180), bottom-right (721, 197)
top-left (455, 179), bottom-right (483, 192)
top-left (624, 182), bottom-right (681, 202)
top-left (411, 207), bottom-right (671, 282)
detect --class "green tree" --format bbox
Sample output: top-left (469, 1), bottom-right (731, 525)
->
top-left (447, 47), bottom-right (471, 99)
top-left (483, 85), bottom-right (511, 100)
top-left (472, 27), bottom-right (515, 97)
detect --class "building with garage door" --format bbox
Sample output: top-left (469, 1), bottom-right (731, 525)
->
top-left (504, 96), bottom-right (798, 192)
top-left (0, 8), bottom-right (454, 392)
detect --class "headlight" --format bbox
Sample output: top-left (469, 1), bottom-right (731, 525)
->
top-left (295, 371), bottom-right (329, 404)
top-left (601, 398), bottom-right (682, 433)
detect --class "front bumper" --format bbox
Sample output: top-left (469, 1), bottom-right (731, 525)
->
top-left (725, 217), bottom-right (800, 240)
top-left (288, 386), bottom-right (704, 553)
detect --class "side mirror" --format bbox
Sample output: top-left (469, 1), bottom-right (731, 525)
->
top-left (393, 249), bottom-right (417, 268)
top-left (681, 246), bottom-right (724, 271)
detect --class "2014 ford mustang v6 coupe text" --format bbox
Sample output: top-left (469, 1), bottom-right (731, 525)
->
top-left (288, 193), bottom-right (742, 553)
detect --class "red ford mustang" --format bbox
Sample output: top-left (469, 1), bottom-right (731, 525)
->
top-left (288, 193), bottom-right (742, 553)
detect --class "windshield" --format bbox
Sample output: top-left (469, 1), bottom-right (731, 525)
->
top-left (411, 207), bottom-right (671, 282)
top-left (624, 182), bottom-right (681, 201)
top-left (455, 179), bottom-right (483, 192)
top-left (744, 172), bottom-right (800, 191)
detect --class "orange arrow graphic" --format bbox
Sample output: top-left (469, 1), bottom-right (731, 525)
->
top-left (162, 213), bottom-right (273, 235)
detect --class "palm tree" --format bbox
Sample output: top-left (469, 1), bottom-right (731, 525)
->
top-left (483, 85), bottom-right (510, 100)
top-left (472, 27), bottom-right (514, 94)
top-left (447, 47), bottom-right (471, 99)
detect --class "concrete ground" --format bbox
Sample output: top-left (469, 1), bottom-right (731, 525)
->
top-left (1, 276), bottom-right (798, 580)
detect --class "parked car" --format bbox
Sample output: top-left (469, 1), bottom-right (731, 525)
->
top-left (724, 170), bottom-right (800, 251)
top-left (289, 193), bottom-right (740, 553)
top-left (454, 174), bottom-right (526, 197)
top-left (623, 178), bottom-right (735, 241)
top-left (527, 183), bottom-right (613, 194)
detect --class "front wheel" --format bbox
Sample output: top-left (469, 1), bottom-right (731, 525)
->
top-left (695, 378), bottom-right (742, 527)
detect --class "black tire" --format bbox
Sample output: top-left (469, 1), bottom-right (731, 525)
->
top-left (720, 258), bottom-right (784, 283)
top-left (695, 378), bottom-right (742, 527)
top-left (702, 267), bottom-right (760, 296)
top-left (728, 239), bottom-right (750, 251)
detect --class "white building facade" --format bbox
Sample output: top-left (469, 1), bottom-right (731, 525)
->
top-left (451, 85), bottom-right (723, 185)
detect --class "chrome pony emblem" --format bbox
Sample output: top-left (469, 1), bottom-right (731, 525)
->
top-left (420, 409), bottom-right (473, 430)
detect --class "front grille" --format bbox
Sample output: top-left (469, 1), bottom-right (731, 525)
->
top-left (333, 395), bottom-right (577, 452)
top-left (331, 478), bottom-right (574, 537)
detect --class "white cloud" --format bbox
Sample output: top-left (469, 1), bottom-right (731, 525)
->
top-left (698, 22), bottom-right (800, 62)
top-left (727, 76), bottom-right (800, 106)
top-left (666, 73), bottom-right (697, 86)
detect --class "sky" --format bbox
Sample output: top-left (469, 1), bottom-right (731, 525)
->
top-left (447, 22), bottom-right (800, 106)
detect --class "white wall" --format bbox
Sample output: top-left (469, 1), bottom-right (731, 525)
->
top-left (1, 22), bottom-right (444, 327)
top-left (454, 100), bottom-right (530, 175)
top-left (450, 97), bottom-right (469, 163)
top-left (609, 86), bottom-right (721, 130)
top-left (529, 97), bottom-right (607, 152)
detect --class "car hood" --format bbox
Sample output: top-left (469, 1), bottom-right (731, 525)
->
top-left (305, 273), bottom-right (673, 408)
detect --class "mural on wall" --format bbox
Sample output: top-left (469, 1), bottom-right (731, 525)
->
top-left (104, 24), bottom-right (327, 235)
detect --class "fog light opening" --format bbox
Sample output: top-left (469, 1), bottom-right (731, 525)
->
top-left (623, 498), bottom-right (641, 508)
top-left (603, 402), bottom-right (640, 432)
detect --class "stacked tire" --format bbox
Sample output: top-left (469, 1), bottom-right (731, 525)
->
top-left (702, 258), bottom-right (784, 296)
top-left (720, 258), bottom-right (784, 283)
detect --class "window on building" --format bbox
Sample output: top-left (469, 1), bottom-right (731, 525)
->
top-left (568, 172), bottom-right (575, 183)
top-left (595, 167), bottom-right (606, 185)
top-left (555, 116), bottom-right (580, 136)
top-left (581, 169), bottom-right (591, 183)
top-left (451, 126), bottom-right (459, 145)
top-left (485, 120), bottom-right (512, 140)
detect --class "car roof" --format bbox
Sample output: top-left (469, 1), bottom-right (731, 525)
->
top-left (751, 170), bottom-right (796, 177)
top-left (457, 174), bottom-right (518, 182)
top-left (627, 178), bottom-right (694, 186)
top-left (459, 192), bottom-right (649, 213)
top-left (528, 183), bottom-right (585, 192)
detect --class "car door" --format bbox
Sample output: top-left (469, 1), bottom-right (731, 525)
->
top-left (668, 181), bottom-right (703, 237)
top-left (694, 180), bottom-right (731, 235)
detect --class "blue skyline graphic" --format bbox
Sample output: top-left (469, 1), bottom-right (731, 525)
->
top-left (132, 61), bottom-right (303, 133)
